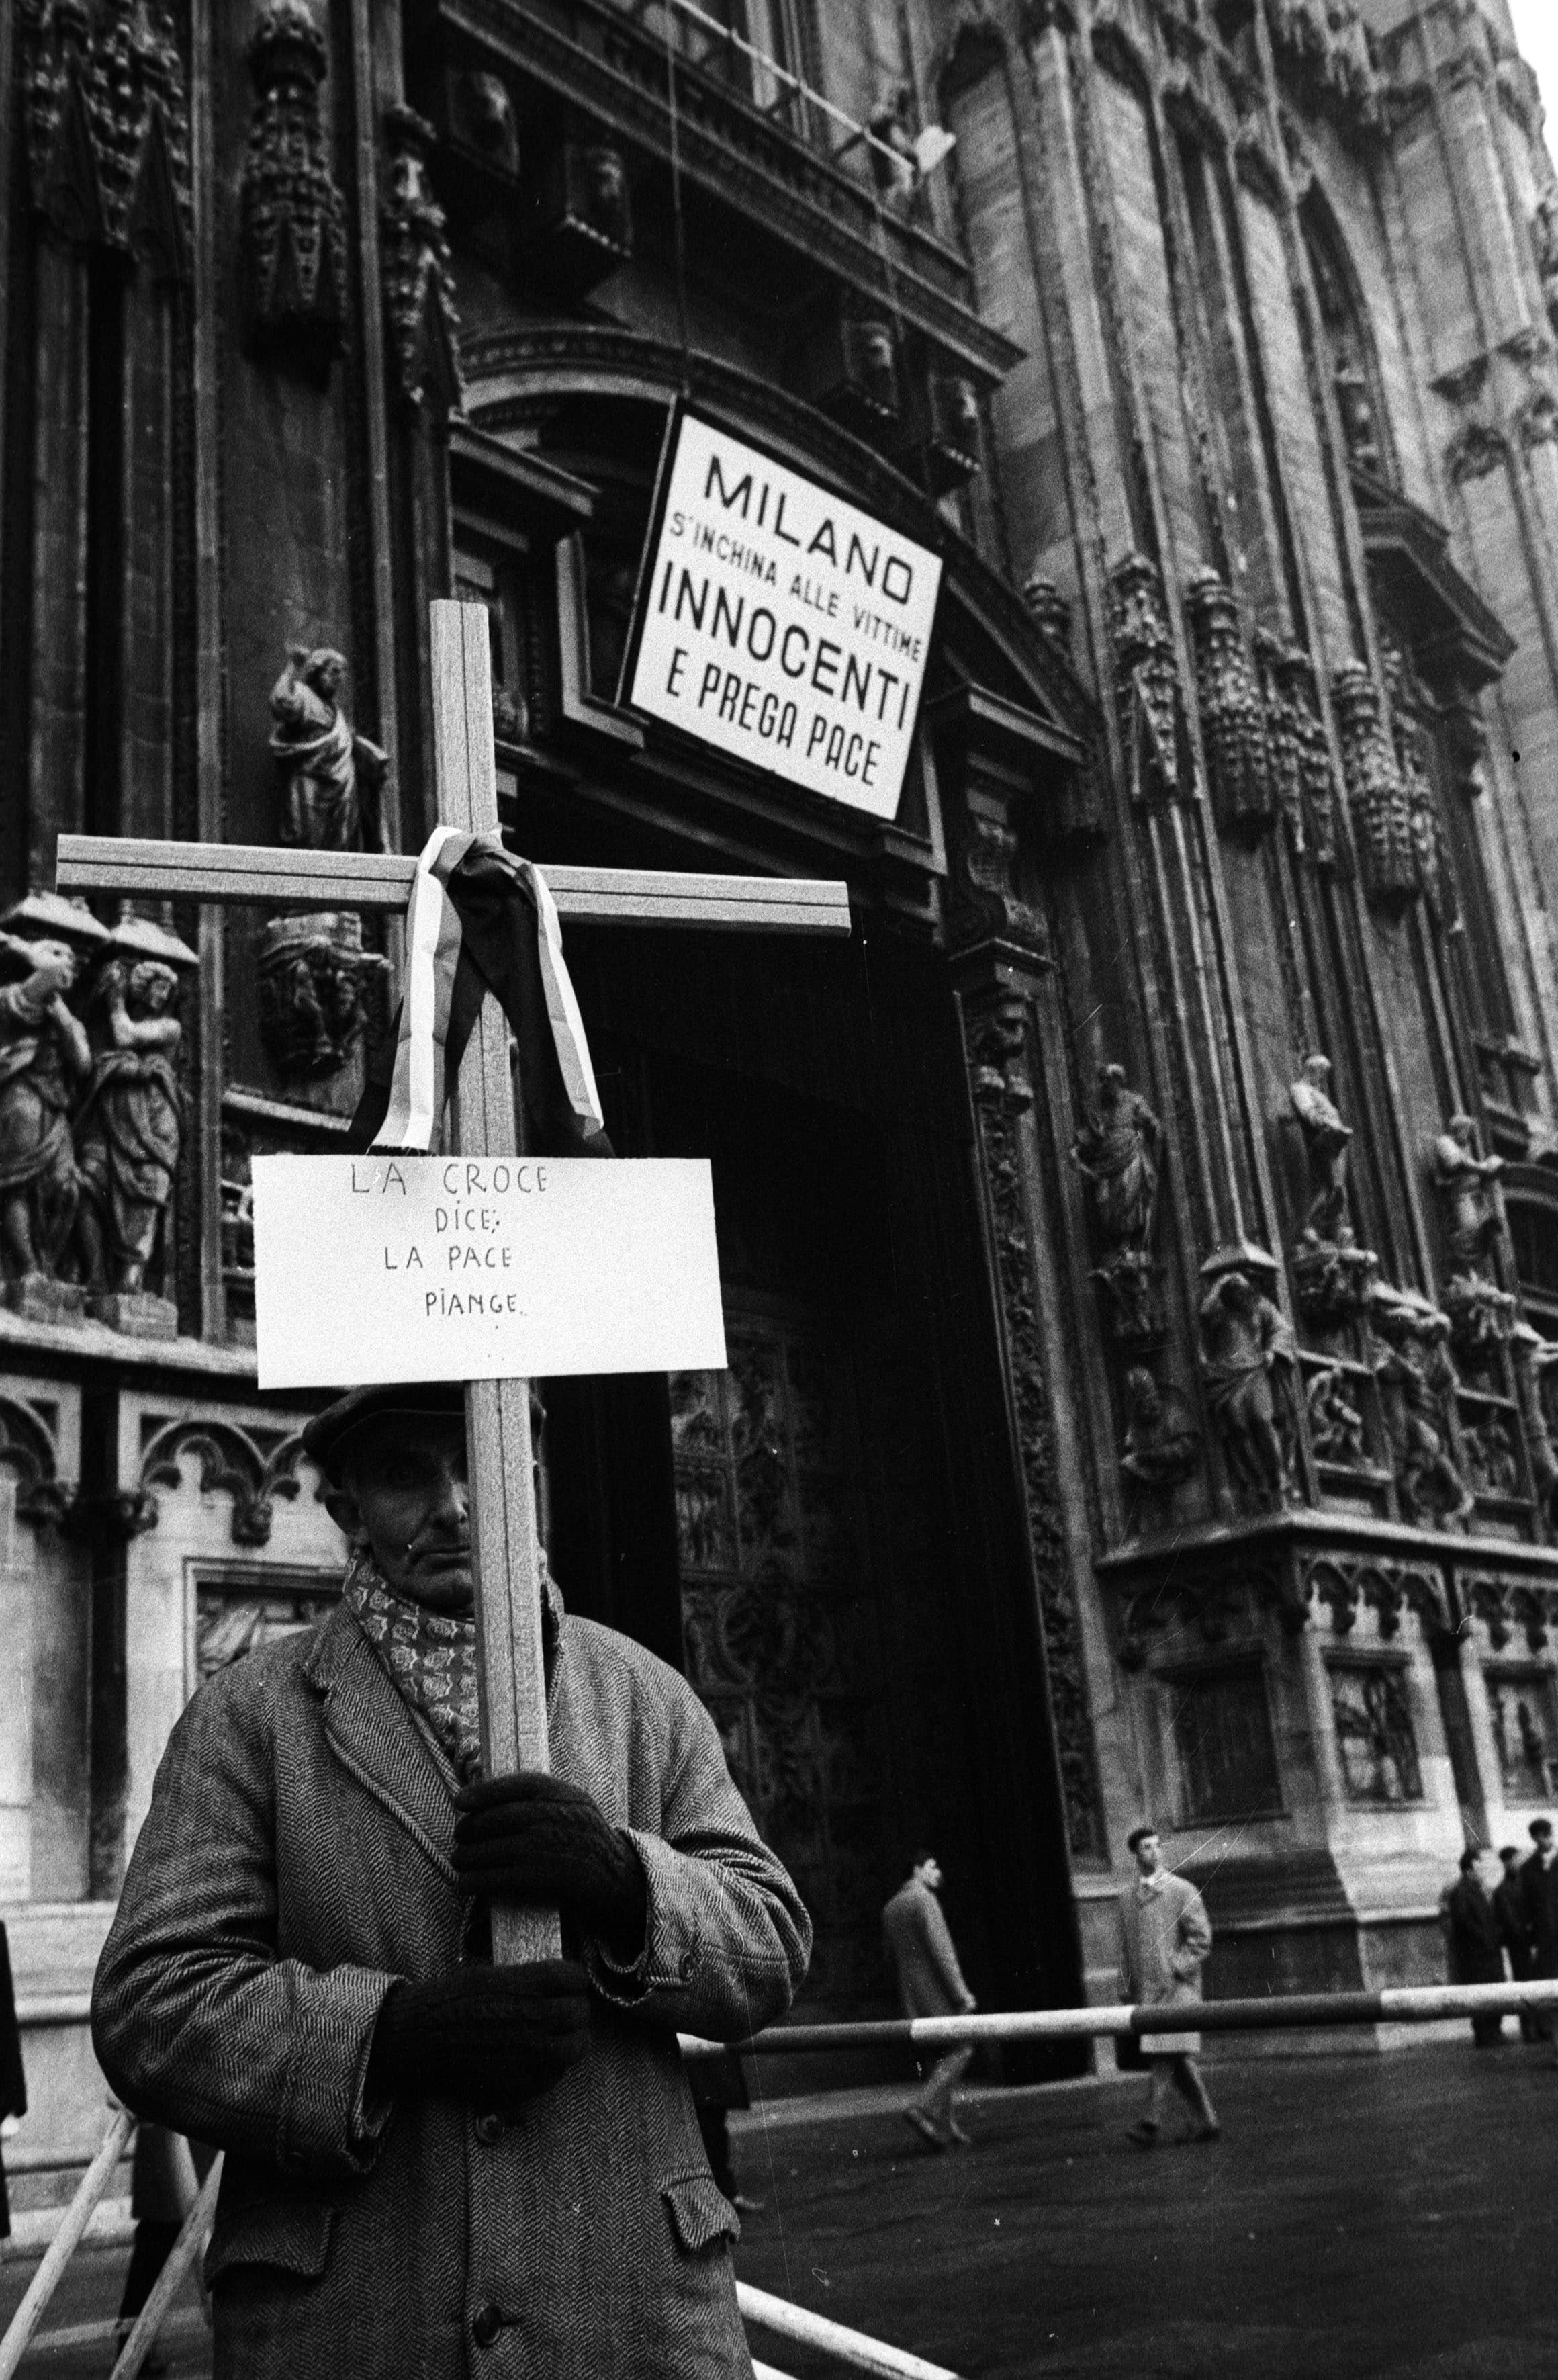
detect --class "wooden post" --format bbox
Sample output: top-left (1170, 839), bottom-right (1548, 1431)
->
top-left (429, 599), bottom-right (559, 1965)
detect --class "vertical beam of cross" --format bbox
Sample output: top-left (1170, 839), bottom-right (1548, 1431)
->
top-left (429, 599), bottom-right (561, 1966)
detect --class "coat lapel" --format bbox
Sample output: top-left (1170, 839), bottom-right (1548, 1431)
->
top-left (304, 1604), bottom-right (458, 1886)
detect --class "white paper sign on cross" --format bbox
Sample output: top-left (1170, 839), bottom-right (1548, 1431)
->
top-left (57, 598), bottom-right (851, 1962)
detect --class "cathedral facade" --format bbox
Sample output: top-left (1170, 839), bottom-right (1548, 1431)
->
top-left (3, 0), bottom-right (1558, 2178)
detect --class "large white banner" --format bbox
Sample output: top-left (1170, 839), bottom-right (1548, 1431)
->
top-left (251, 1155), bottom-right (727, 1389)
top-left (626, 412), bottom-right (942, 822)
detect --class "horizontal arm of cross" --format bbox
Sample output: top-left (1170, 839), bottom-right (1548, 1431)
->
top-left (56, 836), bottom-right (852, 936)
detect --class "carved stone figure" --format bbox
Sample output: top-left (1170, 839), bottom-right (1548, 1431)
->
top-left (1074, 1065), bottom-right (1164, 1348)
top-left (257, 914), bottom-right (387, 1084)
top-left (1256, 633), bottom-right (1340, 865)
top-left (1199, 1268), bottom-right (1297, 1507)
top-left (1463, 1414), bottom-right (1520, 1499)
top-left (1290, 1054), bottom-right (1353, 1243)
top-left (1072, 1064), bottom-right (1161, 1255)
top-left (72, 934), bottom-right (194, 1327)
top-left (1432, 1114), bottom-right (1504, 1272)
top-left (269, 647), bottom-right (386, 853)
top-left (381, 105), bottom-right (462, 415)
top-left (0, 936), bottom-right (93, 1307)
top-left (1370, 1288), bottom-right (1475, 1528)
top-left (1332, 343), bottom-right (1381, 475)
top-left (1119, 1366), bottom-right (1200, 1493)
top-left (1305, 1365), bottom-right (1366, 1466)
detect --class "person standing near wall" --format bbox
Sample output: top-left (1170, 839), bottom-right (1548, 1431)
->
top-left (1445, 1847), bottom-right (1506, 2045)
top-left (1118, 1825), bottom-right (1220, 2149)
top-left (882, 1852), bottom-right (977, 2152)
top-left (1494, 1847), bottom-right (1541, 2043)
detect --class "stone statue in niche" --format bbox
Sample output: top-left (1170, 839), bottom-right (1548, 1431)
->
top-left (1198, 1266), bottom-right (1298, 1507)
top-left (0, 932), bottom-right (94, 1315)
top-left (261, 646), bottom-right (392, 1093)
top-left (71, 921), bottom-right (197, 1335)
top-left (1119, 1366), bottom-right (1200, 1493)
top-left (1289, 1054), bottom-right (1377, 1325)
top-left (1432, 1113), bottom-right (1514, 1362)
top-left (269, 647), bottom-right (386, 852)
top-left (1369, 1286), bottom-right (1475, 1528)
top-left (1072, 1063), bottom-right (1163, 1344)
top-left (1463, 1413), bottom-right (1520, 1499)
top-left (1305, 1365), bottom-right (1367, 1466)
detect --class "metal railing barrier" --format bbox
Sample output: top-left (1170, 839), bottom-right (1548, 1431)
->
top-left (109, 2152), bottom-right (223, 2380)
top-left (739, 2281), bottom-right (962, 2379)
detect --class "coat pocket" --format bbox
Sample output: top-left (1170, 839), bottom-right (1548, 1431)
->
top-left (205, 2197), bottom-right (336, 2287)
top-left (661, 2170), bottom-right (741, 2256)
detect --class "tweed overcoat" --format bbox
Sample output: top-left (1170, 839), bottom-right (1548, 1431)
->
top-left (881, 1880), bottom-right (972, 2019)
top-left (91, 1593), bottom-right (811, 2379)
top-left (1117, 1872), bottom-right (1211, 2056)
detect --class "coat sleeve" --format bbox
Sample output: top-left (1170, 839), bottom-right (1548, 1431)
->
top-left (91, 1665), bottom-right (398, 2185)
top-left (586, 1670), bottom-right (811, 2039)
top-left (1117, 1898), bottom-right (1136, 2002)
top-left (919, 1894), bottom-right (973, 2009)
top-left (1171, 1886), bottom-right (1212, 1980)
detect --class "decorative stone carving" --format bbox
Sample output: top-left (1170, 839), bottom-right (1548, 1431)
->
top-left (1110, 554), bottom-right (1191, 807)
top-left (1431, 1112), bottom-right (1514, 1362)
top-left (1332, 662), bottom-right (1418, 911)
top-left (1369, 1285), bottom-right (1474, 1527)
top-left (440, 67), bottom-right (520, 181)
top-left (1379, 635), bottom-right (1452, 922)
top-left (1263, 0), bottom-right (1379, 134)
top-left (1301, 1552), bottom-right (1449, 1642)
top-left (1462, 1411), bottom-right (1520, 1498)
top-left (1467, 1572), bottom-right (1552, 1656)
top-left (1447, 420), bottom-right (1509, 483)
top-left (0, 914), bottom-right (100, 1319)
top-left (1072, 1063), bottom-right (1164, 1348)
top-left (71, 918), bottom-right (197, 1333)
top-left (1305, 1365), bottom-right (1366, 1465)
top-left (966, 993), bottom-right (1103, 1857)
top-left (19, 0), bottom-right (191, 278)
top-left (1024, 577), bottom-right (1074, 660)
top-left (1518, 390), bottom-right (1558, 451)
top-left (1532, 189), bottom-right (1558, 336)
top-left (1512, 1323), bottom-right (1558, 1508)
top-left (531, 141), bottom-right (633, 297)
top-left (240, 0), bottom-right (348, 378)
top-left (944, 797), bottom-right (1048, 959)
top-left (1333, 343), bottom-right (1381, 476)
top-left (1198, 1258), bottom-right (1298, 1508)
top-left (261, 647), bottom-right (392, 1088)
top-left (381, 105), bottom-right (462, 416)
top-left (141, 1416), bottom-right (310, 1547)
top-left (1185, 570), bottom-right (1276, 842)
top-left (1119, 1365), bottom-right (1199, 1492)
top-left (924, 373), bottom-right (982, 493)
top-left (1255, 633), bottom-right (1340, 865)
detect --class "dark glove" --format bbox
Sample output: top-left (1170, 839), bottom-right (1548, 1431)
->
top-left (453, 1773), bottom-right (648, 1959)
top-left (367, 1960), bottom-right (590, 2111)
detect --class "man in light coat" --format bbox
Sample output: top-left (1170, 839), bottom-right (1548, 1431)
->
top-left (1117, 1824), bottom-right (1220, 2148)
top-left (92, 1383), bottom-right (811, 2379)
top-left (882, 1851), bottom-right (977, 2151)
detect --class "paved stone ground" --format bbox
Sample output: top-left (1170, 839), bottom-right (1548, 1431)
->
top-left (3, 2041), bottom-right (1555, 2375)
top-left (731, 2040), bottom-right (1558, 2378)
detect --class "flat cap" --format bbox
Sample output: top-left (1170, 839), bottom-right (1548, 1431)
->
top-left (302, 1382), bottom-right (465, 1484)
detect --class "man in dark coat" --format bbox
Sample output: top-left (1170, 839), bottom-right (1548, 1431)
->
top-left (1523, 1817), bottom-right (1558, 2056)
top-left (1445, 1848), bottom-right (1506, 2044)
top-left (882, 1851), bottom-right (977, 2151)
top-left (1494, 1846), bottom-right (1541, 2043)
top-left (93, 1384), bottom-right (811, 2380)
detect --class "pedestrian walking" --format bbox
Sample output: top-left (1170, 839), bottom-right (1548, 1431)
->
top-left (1494, 1845), bottom-right (1541, 2043)
top-left (1522, 1817), bottom-right (1558, 2056)
top-left (1445, 1847), bottom-right (1506, 2044)
top-left (882, 1851), bottom-right (977, 2152)
top-left (1117, 1824), bottom-right (1220, 2148)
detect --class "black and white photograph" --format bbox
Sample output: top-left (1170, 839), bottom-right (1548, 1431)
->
top-left (3, 0), bottom-right (1558, 2373)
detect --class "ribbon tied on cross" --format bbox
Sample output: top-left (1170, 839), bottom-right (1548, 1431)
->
top-left (349, 825), bottom-right (614, 1160)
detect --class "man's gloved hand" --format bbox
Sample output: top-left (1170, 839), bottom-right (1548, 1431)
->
top-left (368, 1960), bottom-right (590, 2110)
top-left (453, 1773), bottom-right (649, 1959)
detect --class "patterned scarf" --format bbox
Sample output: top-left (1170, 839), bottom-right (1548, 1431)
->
top-left (342, 1546), bottom-right (484, 1782)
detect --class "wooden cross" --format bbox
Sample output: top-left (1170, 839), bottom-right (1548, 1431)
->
top-left (58, 599), bottom-right (850, 1962)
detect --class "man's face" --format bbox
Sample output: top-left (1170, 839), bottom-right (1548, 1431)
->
top-left (326, 1415), bottom-right (472, 1612)
top-left (1134, 1833), bottom-right (1161, 1878)
top-left (915, 1857), bottom-right (943, 1893)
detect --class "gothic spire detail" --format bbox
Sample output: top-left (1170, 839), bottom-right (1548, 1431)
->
top-left (240, 0), bottom-right (348, 379)
top-left (1332, 663), bottom-right (1418, 912)
top-left (19, 0), bottom-right (191, 279)
top-left (1185, 570), bottom-right (1276, 844)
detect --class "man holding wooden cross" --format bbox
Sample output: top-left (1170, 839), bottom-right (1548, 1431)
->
top-left (87, 605), bottom-right (824, 2377)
